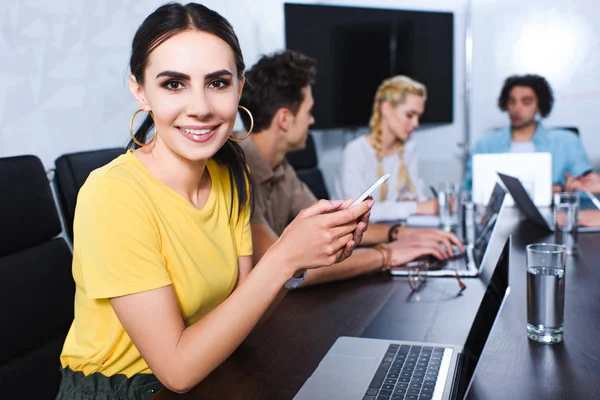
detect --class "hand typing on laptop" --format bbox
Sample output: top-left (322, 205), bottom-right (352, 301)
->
top-left (394, 228), bottom-right (464, 257)
top-left (443, 243), bottom-right (466, 258)
top-left (382, 238), bottom-right (447, 267)
top-left (382, 232), bottom-right (464, 268)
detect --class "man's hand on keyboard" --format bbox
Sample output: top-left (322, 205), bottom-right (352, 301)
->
top-left (394, 228), bottom-right (464, 257)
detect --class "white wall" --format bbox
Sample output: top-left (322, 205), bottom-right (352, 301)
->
top-left (470, 0), bottom-right (600, 168)
top-left (0, 0), bottom-right (280, 167)
top-left (4, 0), bottom-right (599, 187)
top-left (0, 0), bottom-right (467, 191)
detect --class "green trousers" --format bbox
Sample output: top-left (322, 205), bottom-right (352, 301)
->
top-left (55, 367), bottom-right (164, 400)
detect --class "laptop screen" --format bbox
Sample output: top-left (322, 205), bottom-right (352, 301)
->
top-left (471, 183), bottom-right (507, 269)
top-left (457, 236), bottom-right (511, 399)
top-left (497, 172), bottom-right (552, 231)
top-left (481, 183), bottom-right (507, 227)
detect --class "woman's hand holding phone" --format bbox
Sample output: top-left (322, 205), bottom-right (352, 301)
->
top-left (338, 197), bottom-right (371, 262)
top-left (271, 199), bottom-right (373, 276)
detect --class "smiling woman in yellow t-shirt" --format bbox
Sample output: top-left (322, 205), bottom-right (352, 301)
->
top-left (56, 3), bottom-right (372, 398)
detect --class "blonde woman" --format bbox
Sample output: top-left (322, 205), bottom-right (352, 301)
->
top-left (334, 75), bottom-right (438, 222)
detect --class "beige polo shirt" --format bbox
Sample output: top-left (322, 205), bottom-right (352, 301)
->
top-left (240, 138), bottom-right (316, 236)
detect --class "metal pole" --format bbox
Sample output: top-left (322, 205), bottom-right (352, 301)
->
top-left (463, 0), bottom-right (473, 180)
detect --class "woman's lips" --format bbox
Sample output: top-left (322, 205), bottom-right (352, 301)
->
top-left (177, 125), bottom-right (219, 143)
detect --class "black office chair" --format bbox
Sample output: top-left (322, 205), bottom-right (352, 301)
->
top-left (0, 155), bottom-right (75, 398)
top-left (492, 126), bottom-right (580, 136)
top-left (286, 133), bottom-right (330, 200)
top-left (53, 148), bottom-right (125, 242)
top-left (553, 126), bottom-right (579, 136)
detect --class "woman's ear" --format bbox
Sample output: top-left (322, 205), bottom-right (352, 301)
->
top-left (129, 75), bottom-right (151, 111)
top-left (380, 101), bottom-right (392, 119)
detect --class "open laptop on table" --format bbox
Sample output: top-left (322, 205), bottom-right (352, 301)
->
top-left (390, 183), bottom-right (507, 278)
top-left (497, 172), bottom-right (600, 233)
top-left (294, 236), bottom-right (511, 400)
top-left (472, 152), bottom-right (552, 207)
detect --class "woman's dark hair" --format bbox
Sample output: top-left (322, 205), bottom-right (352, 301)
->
top-left (240, 50), bottom-right (317, 133)
top-left (497, 74), bottom-right (554, 118)
top-left (128, 2), bottom-right (252, 218)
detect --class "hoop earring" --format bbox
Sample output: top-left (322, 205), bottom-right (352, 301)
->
top-left (229, 105), bottom-right (253, 142)
top-left (129, 109), bottom-right (157, 147)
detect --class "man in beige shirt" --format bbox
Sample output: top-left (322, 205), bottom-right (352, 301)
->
top-left (240, 138), bottom-right (315, 236)
top-left (239, 50), bottom-right (462, 286)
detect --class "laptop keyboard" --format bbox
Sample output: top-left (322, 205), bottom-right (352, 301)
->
top-left (363, 344), bottom-right (444, 400)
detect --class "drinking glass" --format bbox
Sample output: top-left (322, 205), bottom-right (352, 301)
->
top-left (553, 192), bottom-right (580, 255)
top-left (437, 182), bottom-right (458, 231)
top-left (526, 243), bottom-right (567, 344)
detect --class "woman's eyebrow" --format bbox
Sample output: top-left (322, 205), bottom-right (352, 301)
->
top-left (204, 69), bottom-right (233, 80)
top-left (156, 70), bottom-right (191, 80)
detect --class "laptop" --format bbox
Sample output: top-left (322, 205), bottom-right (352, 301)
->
top-left (472, 152), bottom-right (552, 207)
top-left (497, 172), bottom-right (600, 233)
top-left (390, 183), bottom-right (507, 278)
top-left (294, 237), bottom-right (511, 400)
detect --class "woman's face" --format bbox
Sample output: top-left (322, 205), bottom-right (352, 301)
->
top-left (130, 29), bottom-right (242, 163)
top-left (382, 93), bottom-right (425, 142)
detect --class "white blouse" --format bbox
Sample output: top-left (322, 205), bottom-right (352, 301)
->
top-left (333, 135), bottom-right (426, 222)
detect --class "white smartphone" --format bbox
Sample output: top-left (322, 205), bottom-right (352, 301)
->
top-left (349, 173), bottom-right (391, 208)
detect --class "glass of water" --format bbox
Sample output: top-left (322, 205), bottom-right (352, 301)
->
top-left (437, 182), bottom-right (458, 231)
top-left (553, 192), bottom-right (580, 255)
top-left (526, 243), bottom-right (567, 344)
top-left (459, 191), bottom-right (476, 245)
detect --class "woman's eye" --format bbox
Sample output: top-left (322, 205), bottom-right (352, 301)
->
top-left (208, 79), bottom-right (229, 89)
top-left (164, 80), bottom-right (184, 90)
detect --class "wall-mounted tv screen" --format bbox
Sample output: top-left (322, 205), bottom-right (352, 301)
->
top-left (285, 3), bottom-right (454, 129)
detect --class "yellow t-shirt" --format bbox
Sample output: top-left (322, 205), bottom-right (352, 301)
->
top-left (60, 150), bottom-right (252, 377)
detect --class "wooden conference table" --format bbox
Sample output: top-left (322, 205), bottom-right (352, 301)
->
top-left (155, 208), bottom-right (600, 399)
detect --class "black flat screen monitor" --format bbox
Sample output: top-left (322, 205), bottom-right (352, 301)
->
top-left (284, 3), bottom-right (454, 129)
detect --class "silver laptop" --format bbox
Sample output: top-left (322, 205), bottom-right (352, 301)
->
top-left (497, 172), bottom-right (600, 233)
top-left (294, 237), bottom-right (511, 400)
top-left (390, 183), bottom-right (507, 278)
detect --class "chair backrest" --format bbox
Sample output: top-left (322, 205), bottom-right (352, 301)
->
top-left (286, 133), bottom-right (330, 199)
top-left (492, 126), bottom-right (580, 136)
top-left (54, 148), bottom-right (124, 241)
top-left (0, 155), bottom-right (74, 398)
top-left (553, 126), bottom-right (579, 136)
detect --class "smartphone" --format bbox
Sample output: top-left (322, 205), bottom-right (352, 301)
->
top-left (349, 173), bottom-right (391, 207)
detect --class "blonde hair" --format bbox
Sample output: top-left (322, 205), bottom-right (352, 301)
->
top-left (369, 75), bottom-right (427, 201)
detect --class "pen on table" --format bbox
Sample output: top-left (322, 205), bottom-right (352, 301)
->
top-left (583, 190), bottom-right (600, 210)
top-left (429, 186), bottom-right (438, 198)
